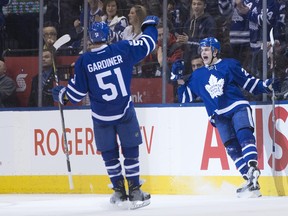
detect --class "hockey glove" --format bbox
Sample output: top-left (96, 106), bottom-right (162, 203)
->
top-left (170, 59), bottom-right (184, 81)
top-left (141, 15), bottom-right (159, 32)
top-left (52, 86), bottom-right (69, 105)
top-left (263, 78), bottom-right (280, 93)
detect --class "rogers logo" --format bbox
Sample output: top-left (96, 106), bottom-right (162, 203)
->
top-left (16, 73), bottom-right (28, 92)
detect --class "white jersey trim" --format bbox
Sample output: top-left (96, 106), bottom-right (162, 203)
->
top-left (214, 100), bottom-right (250, 115)
top-left (91, 97), bottom-right (132, 121)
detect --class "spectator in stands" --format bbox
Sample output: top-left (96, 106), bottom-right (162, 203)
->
top-left (44, 0), bottom-right (83, 37)
top-left (274, 0), bottom-right (286, 44)
top-left (0, 0), bottom-right (10, 56)
top-left (28, 50), bottom-right (55, 107)
top-left (267, 23), bottom-right (288, 100)
top-left (122, 5), bottom-right (146, 40)
top-left (43, 21), bottom-right (58, 50)
top-left (275, 1), bottom-right (288, 99)
top-left (101, 0), bottom-right (128, 43)
top-left (141, 0), bottom-right (163, 17)
top-left (240, 0), bottom-right (281, 102)
top-left (0, 59), bottom-right (18, 108)
top-left (246, 0), bottom-right (279, 78)
top-left (177, 55), bottom-right (204, 84)
top-left (278, 67), bottom-right (288, 100)
top-left (285, 2), bottom-right (288, 41)
top-left (229, 0), bottom-right (251, 71)
top-left (173, 55), bottom-right (204, 102)
top-left (71, 0), bottom-right (103, 49)
top-left (122, 5), bottom-right (147, 76)
top-left (272, 0), bottom-right (287, 87)
top-left (167, 0), bottom-right (189, 34)
top-left (80, 37), bottom-right (93, 106)
top-left (0, 0), bottom-right (9, 28)
top-left (144, 20), bottom-right (183, 77)
top-left (4, 1), bottom-right (39, 49)
top-left (44, 0), bottom-right (59, 24)
top-left (206, 0), bottom-right (234, 58)
top-left (176, 0), bottom-right (217, 74)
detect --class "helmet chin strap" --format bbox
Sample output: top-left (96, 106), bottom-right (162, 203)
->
top-left (208, 49), bottom-right (216, 65)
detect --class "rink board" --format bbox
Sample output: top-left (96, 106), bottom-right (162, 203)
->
top-left (0, 175), bottom-right (288, 196)
top-left (0, 103), bottom-right (288, 195)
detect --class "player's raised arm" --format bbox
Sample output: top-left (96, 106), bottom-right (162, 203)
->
top-left (125, 16), bottom-right (159, 63)
top-left (228, 59), bottom-right (280, 95)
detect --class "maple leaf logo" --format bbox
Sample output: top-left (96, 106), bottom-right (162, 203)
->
top-left (205, 74), bottom-right (224, 99)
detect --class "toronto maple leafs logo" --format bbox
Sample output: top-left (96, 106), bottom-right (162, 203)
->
top-left (205, 74), bottom-right (224, 99)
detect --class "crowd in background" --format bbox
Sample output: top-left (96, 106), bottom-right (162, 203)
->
top-left (0, 0), bottom-right (288, 107)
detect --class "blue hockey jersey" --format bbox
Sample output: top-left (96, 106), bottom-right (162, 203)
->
top-left (178, 58), bottom-right (269, 119)
top-left (65, 26), bottom-right (157, 124)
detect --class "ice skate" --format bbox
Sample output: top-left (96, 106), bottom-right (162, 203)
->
top-left (128, 180), bottom-right (151, 210)
top-left (110, 180), bottom-right (128, 208)
top-left (236, 179), bottom-right (261, 198)
top-left (237, 162), bottom-right (261, 198)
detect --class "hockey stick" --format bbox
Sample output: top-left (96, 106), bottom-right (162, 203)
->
top-left (51, 34), bottom-right (74, 190)
top-left (269, 28), bottom-right (276, 175)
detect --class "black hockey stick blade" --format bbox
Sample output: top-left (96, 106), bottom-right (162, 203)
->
top-left (53, 34), bottom-right (71, 51)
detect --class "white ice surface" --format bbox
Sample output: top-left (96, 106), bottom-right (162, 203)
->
top-left (0, 194), bottom-right (288, 216)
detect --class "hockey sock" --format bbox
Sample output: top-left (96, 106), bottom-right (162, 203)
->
top-left (237, 128), bottom-right (258, 164)
top-left (122, 146), bottom-right (140, 186)
top-left (225, 139), bottom-right (249, 177)
top-left (102, 148), bottom-right (124, 188)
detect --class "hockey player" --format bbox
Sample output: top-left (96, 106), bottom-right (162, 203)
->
top-left (52, 16), bottom-right (158, 209)
top-left (172, 37), bottom-right (280, 198)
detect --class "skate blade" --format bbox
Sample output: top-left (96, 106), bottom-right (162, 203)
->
top-left (129, 199), bottom-right (151, 210)
top-left (237, 189), bottom-right (262, 198)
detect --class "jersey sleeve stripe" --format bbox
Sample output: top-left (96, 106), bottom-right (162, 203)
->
top-left (67, 84), bottom-right (86, 96)
top-left (67, 91), bottom-right (82, 102)
top-left (186, 86), bottom-right (193, 102)
top-left (181, 93), bottom-right (186, 103)
top-left (142, 34), bottom-right (156, 49)
top-left (243, 78), bottom-right (251, 89)
top-left (141, 34), bottom-right (156, 55)
top-left (141, 37), bottom-right (151, 56)
top-left (249, 79), bottom-right (260, 93)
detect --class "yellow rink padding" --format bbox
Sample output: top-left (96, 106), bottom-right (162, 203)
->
top-left (0, 175), bottom-right (287, 196)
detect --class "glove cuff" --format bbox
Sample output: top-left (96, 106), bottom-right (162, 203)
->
top-left (141, 20), bottom-right (156, 32)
